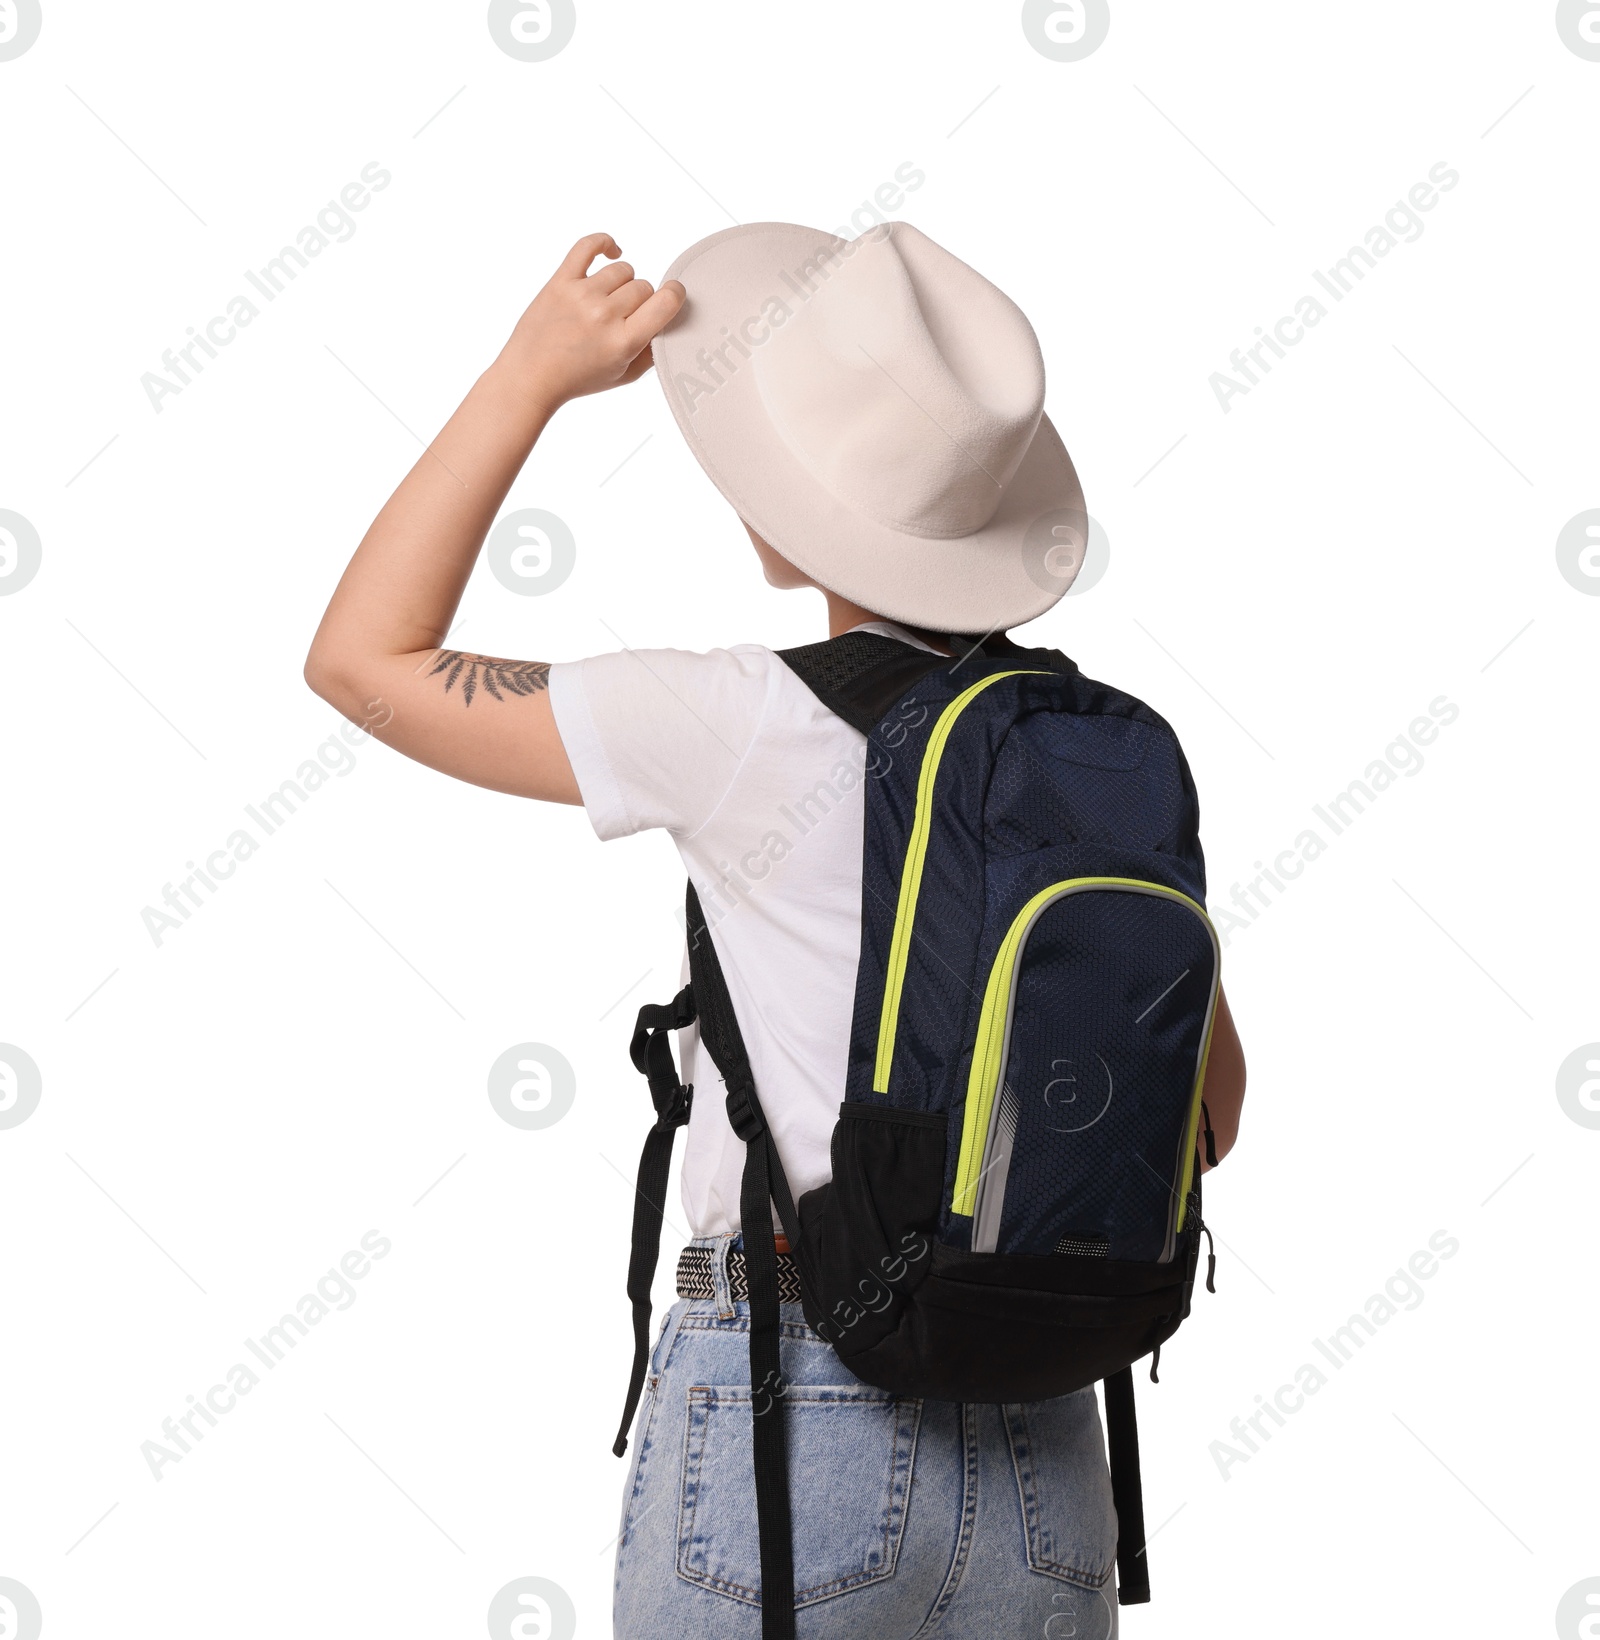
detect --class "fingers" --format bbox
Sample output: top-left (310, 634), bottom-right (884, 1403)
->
top-left (557, 232), bottom-right (620, 280)
top-left (621, 279), bottom-right (687, 353)
top-left (587, 260), bottom-right (637, 297)
top-left (617, 345), bottom-right (658, 387)
top-left (607, 277), bottom-right (657, 317)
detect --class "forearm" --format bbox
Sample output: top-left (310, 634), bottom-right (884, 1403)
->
top-left (1199, 988), bottom-right (1245, 1171)
top-left (300, 233), bottom-right (681, 802)
top-left (305, 359), bottom-right (553, 696)
top-left (306, 232), bottom-right (681, 721)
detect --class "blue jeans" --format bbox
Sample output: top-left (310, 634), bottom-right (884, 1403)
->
top-left (614, 1235), bottom-right (1120, 1638)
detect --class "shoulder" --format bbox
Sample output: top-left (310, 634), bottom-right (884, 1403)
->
top-left (551, 642), bottom-right (790, 732)
top-left (548, 643), bottom-right (821, 840)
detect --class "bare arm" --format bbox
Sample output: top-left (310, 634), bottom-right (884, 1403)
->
top-left (304, 233), bottom-right (685, 801)
top-left (1198, 987), bottom-right (1245, 1171)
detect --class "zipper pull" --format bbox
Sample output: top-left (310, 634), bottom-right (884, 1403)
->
top-left (1149, 1343), bottom-right (1161, 1384)
top-left (1201, 1100), bottom-right (1218, 1168)
top-left (1188, 1191), bottom-right (1218, 1293)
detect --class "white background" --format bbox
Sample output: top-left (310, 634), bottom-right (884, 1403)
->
top-left (2, 2), bottom-right (1597, 1636)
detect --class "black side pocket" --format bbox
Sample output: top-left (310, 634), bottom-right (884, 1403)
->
top-left (796, 1103), bottom-right (946, 1363)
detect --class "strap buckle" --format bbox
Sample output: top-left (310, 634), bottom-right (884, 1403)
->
top-left (725, 1082), bottom-right (764, 1142)
top-left (657, 1081), bottom-right (693, 1128)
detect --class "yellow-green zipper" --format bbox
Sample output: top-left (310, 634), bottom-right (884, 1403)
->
top-left (1173, 1007), bottom-right (1218, 1224)
top-left (872, 670), bottom-right (1052, 1094)
top-left (951, 877), bottom-right (1220, 1238)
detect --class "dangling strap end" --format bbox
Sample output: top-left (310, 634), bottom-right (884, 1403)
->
top-left (1104, 1366), bottom-right (1151, 1605)
top-left (613, 984), bottom-right (697, 1459)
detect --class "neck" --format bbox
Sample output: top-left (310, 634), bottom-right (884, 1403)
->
top-left (823, 589), bottom-right (955, 656)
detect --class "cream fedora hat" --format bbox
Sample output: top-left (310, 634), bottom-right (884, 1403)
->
top-left (651, 220), bottom-right (1087, 632)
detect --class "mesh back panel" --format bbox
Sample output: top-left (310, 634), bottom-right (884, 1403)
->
top-left (782, 632), bottom-right (909, 698)
top-left (780, 634), bottom-right (949, 735)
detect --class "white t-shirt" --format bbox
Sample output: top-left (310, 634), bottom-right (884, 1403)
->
top-left (549, 622), bottom-right (941, 1237)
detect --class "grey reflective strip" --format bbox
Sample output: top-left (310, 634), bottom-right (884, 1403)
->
top-left (971, 1082), bottom-right (1018, 1254)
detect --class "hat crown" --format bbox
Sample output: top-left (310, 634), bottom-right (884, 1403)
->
top-left (752, 223), bottom-right (1046, 539)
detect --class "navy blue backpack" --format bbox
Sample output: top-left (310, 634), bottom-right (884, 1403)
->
top-left (616, 631), bottom-right (1221, 1635)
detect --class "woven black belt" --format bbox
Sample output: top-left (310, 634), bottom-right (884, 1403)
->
top-left (676, 1243), bottom-right (805, 1305)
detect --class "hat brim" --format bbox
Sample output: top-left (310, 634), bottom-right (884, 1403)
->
top-left (652, 222), bottom-right (1086, 634)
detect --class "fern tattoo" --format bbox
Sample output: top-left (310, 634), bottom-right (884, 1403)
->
top-left (428, 650), bottom-right (551, 707)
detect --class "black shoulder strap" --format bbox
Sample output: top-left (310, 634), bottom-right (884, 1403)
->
top-left (611, 982), bottom-right (697, 1458)
top-left (1104, 1366), bottom-right (1151, 1604)
top-left (684, 880), bottom-right (800, 1640)
top-left (684, 884), bottom-right (805, 1257)
top-left (779, 630), bottom-right (1077, 734)
top-left (975, 629), bottom-right (1078, 673)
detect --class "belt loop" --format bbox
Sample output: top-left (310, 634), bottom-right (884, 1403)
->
top-left (712, 1232), bottom-right (737, 1320)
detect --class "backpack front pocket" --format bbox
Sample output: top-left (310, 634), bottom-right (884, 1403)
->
top-left (676, 1384), bottom-right (921, 1608)
top-left (954, 878), bottom-right (1219, 1261)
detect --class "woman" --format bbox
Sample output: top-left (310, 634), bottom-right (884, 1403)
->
top-left (306, 222), bottom-right (1246, 1638)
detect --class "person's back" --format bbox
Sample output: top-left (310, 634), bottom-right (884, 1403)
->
top-left (551, 622), bottom-right (948, 1232)
top-left (306, 221), bottom-right (1245, 1638)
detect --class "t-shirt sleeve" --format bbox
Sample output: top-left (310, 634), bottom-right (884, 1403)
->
top-left (547, 645), bottom-right (774, 840)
